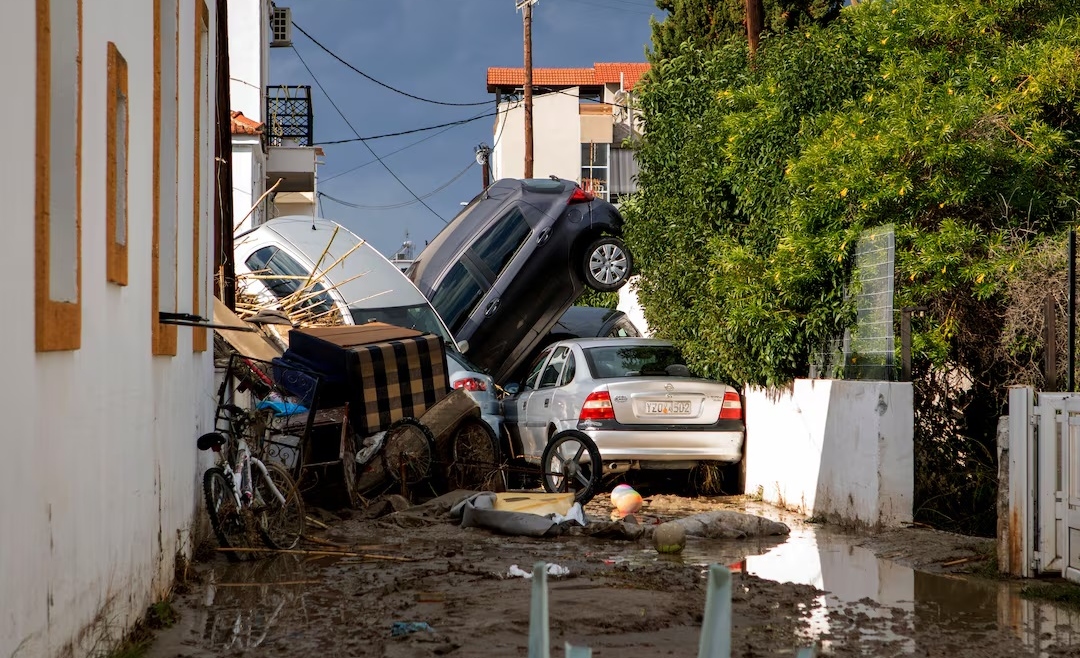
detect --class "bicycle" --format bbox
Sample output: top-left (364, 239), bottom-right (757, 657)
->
top-left (198, 403), bottom-right (306, 561)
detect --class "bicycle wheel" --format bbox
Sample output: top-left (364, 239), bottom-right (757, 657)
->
top-left (446, 418), bottom-right (503, 491)
top-left (253, 461), bottom-right (306, 550)
top-left (540, 430), bottom-right (602, 505)
top-left (382, 418), bottom-right (435, 485)
top-left (203, 467), bottom-right (256, 562)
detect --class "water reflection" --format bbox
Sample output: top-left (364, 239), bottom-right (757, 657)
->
top-left (675, 524), bottom-right (1080, 657)
top-left (190, 555), bottom-right (315, 652)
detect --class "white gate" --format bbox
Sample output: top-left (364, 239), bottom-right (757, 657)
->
top-left (1006, 387), bottom-right (1080, 580)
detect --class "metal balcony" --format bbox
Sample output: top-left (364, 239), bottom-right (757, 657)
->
top-left (266, 85), bottom-right (313, 147)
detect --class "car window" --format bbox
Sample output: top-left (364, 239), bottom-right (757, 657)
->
top-left (244, 246), bottom-right (335, 316)
top-left (349, 303), bottom-right (454, 346)
top-left (539, 346), bottom-right (569, 389)
top-left (560, 352), bottom-right (577, 386)
top-left (608, 319), bottom-right (641, 338)
top-left (429, 261), bottom-right (485, 334)
top-left (471, 207), bottom-right (530, 278)
top-left (523, 347), bottom-right (552, 390)
top-left (583, 345), bottom-right (690, 379)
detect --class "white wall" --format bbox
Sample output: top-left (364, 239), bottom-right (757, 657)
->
top-left (227, 0), bottom-right (268, 123)
top-left (0, 2), bottom-right (217, 656)
top-left (617, 276), bottom-right (651, 336)
top-left (744, 379), bottom-right (914, 528)
top-left (493, 90), bottom-right (581, 181)
top-left (231, 138), bottom-right (266, 233)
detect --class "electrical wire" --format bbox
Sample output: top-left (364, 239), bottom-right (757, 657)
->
top-left (290, 44), bottom-right (449, 223)
top-left (293, 21), bottom-right (491, 107)
top-left (313, 111), bottom-right (499, 145)
top-left (319, 159), bottom-right (477, 210)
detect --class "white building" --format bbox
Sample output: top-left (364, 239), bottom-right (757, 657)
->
top-left (1, 1), bottom-right (222, 656)
top-left (486, 62), bottom-right (649, 203)
top-left (228, 0), bottom-right (321, 233)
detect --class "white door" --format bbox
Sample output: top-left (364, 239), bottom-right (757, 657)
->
top-left (1064, 399), bottom-right (1080, 583)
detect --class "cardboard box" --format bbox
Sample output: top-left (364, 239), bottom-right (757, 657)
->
top-left (283, 323), bottom-right (450, 436)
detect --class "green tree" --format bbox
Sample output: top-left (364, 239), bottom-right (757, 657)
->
top-left (649, 0), bottom-right (843, 60)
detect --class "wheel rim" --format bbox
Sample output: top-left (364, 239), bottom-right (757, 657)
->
top-left (546, 438), bottom-right (594, 493)
top-left (384, 423), bottom-right (433, 484)
top-left (449, 422), bottom-right (499, 490)
top-left (589, 242), bottom-right (629, 286)
top-left (255, 465), bottom-right (304, 550)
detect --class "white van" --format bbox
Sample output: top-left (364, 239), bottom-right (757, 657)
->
top-left (234, 216), bottom-right (502, 437)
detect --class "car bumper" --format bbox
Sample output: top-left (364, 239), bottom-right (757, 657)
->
top-left (569, 425), bottom-right (744, 464)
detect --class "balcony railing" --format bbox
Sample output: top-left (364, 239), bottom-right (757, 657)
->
top-left (266, 85), bottom-right (313, 147)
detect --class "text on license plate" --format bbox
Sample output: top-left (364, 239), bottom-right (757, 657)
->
top-left (642, 400), bottom-right (691, 415)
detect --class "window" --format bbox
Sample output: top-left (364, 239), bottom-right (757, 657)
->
top-left (152, 0), bottom-right (179, 355)
top-left (245, 247), bottom-right (336, 318)
top-left (581, 142), bottom-right (610, 201)
top-left (539, 346), bottom-right (569, 388)
top-left (561, 352), bottom-right (577, 385)
top-left (192, 1), bottom-right (209, 351)
top-left (349, 304), bottom-right (453, 346)
top-left (430, 261), bottom-right (485, 334)
top-left (523, 347), bottom-right (553, 390)
top-left (106, 42), bottom-right (128, 286)
top-left (471, 208), bottom-right (530, 278)
top-left (35, 0), bottom-right (83, 351)
top-left (584, 345), bottom-right (690, 380)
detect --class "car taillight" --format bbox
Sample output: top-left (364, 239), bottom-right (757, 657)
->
top-left (579, 390), bottom-right (615, 421)
top-left (719, 391), bottom-right (743, 420)
top-left (568, 187), bottom-right (594, 204)
top-left (453, 377), bottom-right (488, 392)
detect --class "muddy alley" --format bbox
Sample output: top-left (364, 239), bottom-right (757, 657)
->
top-left (145, 494), bottom-right (1080, 657)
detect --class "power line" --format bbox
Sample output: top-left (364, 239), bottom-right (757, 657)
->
top-left (319, 159), bottom-right (477, 210)
top-left (290, 45), bottom-right (449, 223)
top-left (314, 111), bottom-right (499, 145)
top-left (292, 21), bottom-right (491, 107)
top-left (317, 106), bottom-right (492, 182)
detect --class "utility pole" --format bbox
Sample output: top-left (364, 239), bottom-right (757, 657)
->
top-left (517, 0), bottom-right (538, 178)
top-left (745, 0), bottom-right (764, 57)
top-left (475, 144), bottom-right (491, 190)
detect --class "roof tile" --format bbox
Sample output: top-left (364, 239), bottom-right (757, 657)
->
top-left (486, 62), bottom-right (650, 92)
top-left (230, 110), bottom-right (263, 136)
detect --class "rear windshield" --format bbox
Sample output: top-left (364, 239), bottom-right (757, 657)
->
top-left (349, 303), bottom-right (454, 346)
top-left (583, 345), bottom-right (691, 379)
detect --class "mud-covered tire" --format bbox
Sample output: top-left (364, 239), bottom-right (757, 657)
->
top-left (203, 467), bottom-right (254, 562)
top-left (382, 418), bottom-right (436, 485)
top-left (446, 418), bottom-right (503, 491)
top-left (540, 430), bottom-right (602, 505)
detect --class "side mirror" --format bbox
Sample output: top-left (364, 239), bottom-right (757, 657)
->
top-left (504, 382), bottom-right (520, 396)
top-left (456, 339), bottom-right (470, 353)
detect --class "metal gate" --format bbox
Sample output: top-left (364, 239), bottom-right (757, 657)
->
top-left (1006, 387), bottom-right (1080, 580)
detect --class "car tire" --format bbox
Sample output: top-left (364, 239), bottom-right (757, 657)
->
top-left (582, 236), bottom-right (633, 292)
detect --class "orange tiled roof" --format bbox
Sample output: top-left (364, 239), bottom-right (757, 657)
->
top-left (486, 62), bottom-right (650, 92)
top-left (230, 110), bottom-right (263, 136)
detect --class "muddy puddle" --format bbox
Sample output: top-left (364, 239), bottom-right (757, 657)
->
top-left (608, 519), bottom-right (1080, 657)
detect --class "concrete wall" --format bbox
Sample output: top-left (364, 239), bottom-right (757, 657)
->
top-left (1, 1), bottom-right (217, 656)
top-left (744, 379), bottom-right (914, 528)
top-left (231, 139), bottom-right (266, 233)
top-left (493, 90), bottom-right (582, 182)
top-left (227, 0), bottom-right (268, 123)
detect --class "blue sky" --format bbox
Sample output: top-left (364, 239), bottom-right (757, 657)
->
top-left (269, 0), bottom-right (666, 258)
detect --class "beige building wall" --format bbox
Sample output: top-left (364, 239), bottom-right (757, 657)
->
top-left (493, 89), bottom-right (582, 181)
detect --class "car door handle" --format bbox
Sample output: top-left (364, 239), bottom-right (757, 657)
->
top-left (543, 398), bottom-right (550, 408)
top-left (484, 299), bottom-right (500, 317)
top-left (537, 228), bottom-right (551, 246)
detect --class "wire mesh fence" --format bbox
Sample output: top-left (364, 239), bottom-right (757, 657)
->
top-left (809, 225), bottom-right (897, 381)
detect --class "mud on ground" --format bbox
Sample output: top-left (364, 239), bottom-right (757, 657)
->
top-left (146, 493), bottom-right (1072, 658)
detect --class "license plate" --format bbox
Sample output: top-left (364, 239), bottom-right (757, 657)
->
top-left (642, 400), bottom-right (690, 415)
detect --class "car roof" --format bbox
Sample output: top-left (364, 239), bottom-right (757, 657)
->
top-left (239, 216), bottom-right (430, 310)
top-left (551, 306), bottom-right (625, 337)
top-left (550, 337), bottom-right (674, 350)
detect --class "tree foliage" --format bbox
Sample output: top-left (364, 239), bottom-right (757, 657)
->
top-left (629, 0), bottom-right (1080, 389)
top-left (649, 0), bottom-right (843, 60)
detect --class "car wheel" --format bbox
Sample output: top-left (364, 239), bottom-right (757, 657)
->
top-left (582, 236), bottom-right (633, 292)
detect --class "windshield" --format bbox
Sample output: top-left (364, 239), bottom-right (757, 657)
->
top-left (349, 303), bottom-right (454, 346)
top-left (583, 345), bottom-right (692, 379)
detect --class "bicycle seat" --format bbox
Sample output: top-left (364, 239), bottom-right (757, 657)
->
top-left (196, 432), bottom-right (228, 451)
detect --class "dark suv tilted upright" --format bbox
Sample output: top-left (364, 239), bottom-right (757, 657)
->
top-left (406, 178), bottom-right (633, 383)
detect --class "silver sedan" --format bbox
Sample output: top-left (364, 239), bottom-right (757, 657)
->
top-left (501, 337), bottom-right (745, 488)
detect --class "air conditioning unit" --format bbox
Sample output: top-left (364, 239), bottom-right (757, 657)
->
top-left (270, 7), bottom-right (292, 47)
